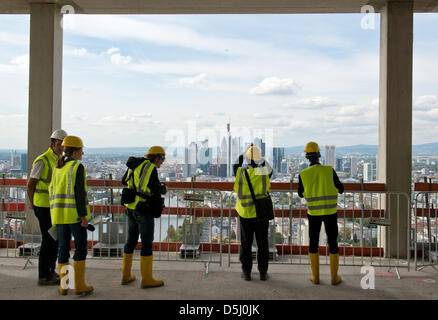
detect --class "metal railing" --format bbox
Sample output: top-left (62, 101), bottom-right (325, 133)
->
top-left (413, 191), bottom-right (438, 271)
top-left (0, 179), bottom-right (413, 277)
top-left (224, 189), bottom-right (411, 278)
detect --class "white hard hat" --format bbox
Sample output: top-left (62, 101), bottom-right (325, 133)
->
top-left (50, 129), bottom-right (68, 141)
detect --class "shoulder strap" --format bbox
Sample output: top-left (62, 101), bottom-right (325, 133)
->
top-left (134, 161), bottom-right (150, 199)
top-left (244, 169), bottom-right (257, 202)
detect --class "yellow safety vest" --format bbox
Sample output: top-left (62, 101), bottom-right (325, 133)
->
top-left (124, 159), bottom-right (156, 211)
top-left (32, 147), bottom-right (57, 207)
top-left (233, 166), bottom-right (271, 219)
top-left (300, 164), bottom-right (339, 216)
top-left (49, 160), bottom-right (91, 225)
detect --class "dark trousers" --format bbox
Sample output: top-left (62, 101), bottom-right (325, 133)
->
top-left (308, 213), bottom-right (339, 254)
top-left (57, 222), bottom-right (88, 263)
top-left (124, 209), bottom-right (155, 257)
top-left (34, 206), bottom-right (58, 279)
top-left (239, 216), bottom-right (269, 274)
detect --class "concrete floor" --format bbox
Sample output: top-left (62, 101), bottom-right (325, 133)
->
top-left (0, 254), bottom-right (437, 300)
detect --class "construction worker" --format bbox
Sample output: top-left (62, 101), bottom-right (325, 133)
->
top-left (233, 145), bottom-right (273, 281)
top-left (120, 146), bottom-right (167, 288)
top-left (27, 129), bottom-right (68, 286)
top-left (49, 135), bottom-right (93, 296)
top-left (298, 141), bottom-right (344, 285)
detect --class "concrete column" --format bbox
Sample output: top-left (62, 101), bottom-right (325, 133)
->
top-left (26, 3), bottom-right (63, 234)
top-left (378, 1), bottom-right (413, 259)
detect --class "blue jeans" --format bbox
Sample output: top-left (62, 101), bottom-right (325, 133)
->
top-left (57, 222), bottom-right (88, 263)
top-left (124, 209), bottom-right (155, 256)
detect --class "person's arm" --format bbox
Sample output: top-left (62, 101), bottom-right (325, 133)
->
top-left (262, 160), bottom-right (273, 178)
top-left (333, 169), bottom-right (344, 194)
top-left (298, 174), bottom-right (304, 198)
top-left (26, 178), bottom-right (38, 210)
top-left (121, 169), bottom-right (129, 186)
top-left (27, 160), bottom-right (44, 209)
top-left (233, 155), bottom-right (244, 176)
top-left (147, 167), bottom-right (162, 196)
top-left (74, 164), bottom-right (88, 221)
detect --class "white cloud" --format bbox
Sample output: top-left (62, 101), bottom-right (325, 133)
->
top-left (284, 96), bottom-right (339, 109)
top-left (0, 54), bottom-right (29, 73)
top-left (0, 31), bottom-right (28, 46)
top-left (133, 112), bottom-right (153, 118)
top-left (414, 95), bottom-right (438, 110)
top-left (178, 73), bottom-right (209, 89)
top-left (106, 47), bottom-right (120, 55)
top-left (90, 113), bottom-right (156, 127)
top-left (102, 47), bottom-right (132, 65)
top-left (69, 113), bottom-right (89, 121)
top-left (336, 105), bottom-right (368, 116)
top-left (72, 48), bottom-right (87, 56)
top-left (65, 16), bottom-right (273, 58)
top-left (250, 77), bottom-right (297, 96)
top-left (110, 53), bottom-right (132, 65)
top-left (253, 113), bottom-right (284, 120)
top-left (0, 114), bottom-right (27, 148)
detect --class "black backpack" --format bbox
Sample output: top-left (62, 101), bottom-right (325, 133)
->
top-left (120, 157), bottom-right (146, 205)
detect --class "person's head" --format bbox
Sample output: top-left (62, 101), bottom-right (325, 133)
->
top-left (304, 141), bottom-right (321, 164)
top-left (57, 136), bottom-right (84, 168)
top-left (145, 146), bottom-right (166, 168)
top-left (50, 129), bottom-right (68, 156)
top-left (244, 145), bottom-right (263, 167)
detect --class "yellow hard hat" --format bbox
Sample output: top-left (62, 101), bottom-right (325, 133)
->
top-left (304, 141), bottom-right (320, 153)
top-left (245, 146), bottom-right (262, 161)
top-left (62, 136), bottom-right (84, 148)
top-left (145, 146), bottom-right (166, 156)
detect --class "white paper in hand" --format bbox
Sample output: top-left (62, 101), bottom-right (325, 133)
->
top-left (48, 225), bottom-right (58, 241)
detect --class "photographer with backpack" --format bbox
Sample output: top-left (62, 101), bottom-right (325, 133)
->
top-left (120, 146), bottom-right (167, 288)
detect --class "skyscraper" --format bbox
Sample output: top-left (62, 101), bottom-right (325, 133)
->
top-left (324, 145), bottom-right (336, 168)
top-left (350, 156), bottom-right (358, 177)
top-left (273, 147), bottom-right (285, 173)
top-left (227, 122), bottom-right (231, 177)
top-left (231, 136), bottom-right (242, 167)
top-left (21, 153), bottom-right (27, 172)
top-left (336, 158), bottom-right (343, 172)
top-left (363, 162), bottom-right (373, 182)
top-left (184, 142), bottom-right (197, 178)
top-left (10, 150), bottom-right (21, 170)
top-left (280, 159), bottom-right (288, 174)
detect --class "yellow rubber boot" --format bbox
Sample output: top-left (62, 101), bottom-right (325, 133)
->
top-left (309, 253), bottom-right (320, 284)
top-left (121, 253), bottom-right (136, 285)
top-left (329, 253), bottom-right (342, 285)
top-left (58, 262), bottom-right (69, 295)
top-left (140, 255), bottom-right (164, 288)
top-left (73, 260), bottom-right (94, 295)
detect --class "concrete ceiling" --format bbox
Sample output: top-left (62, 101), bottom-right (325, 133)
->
top-left (0, 0), bottom-right (437, 14)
